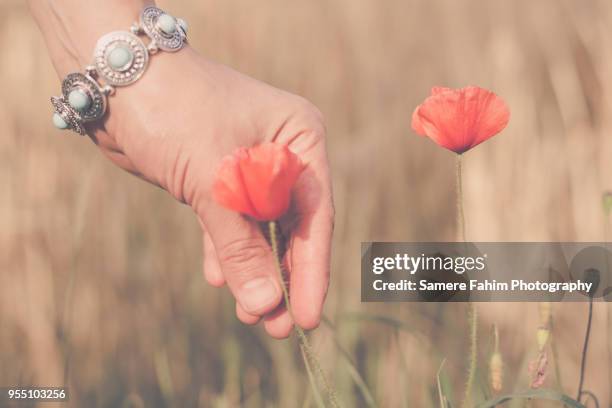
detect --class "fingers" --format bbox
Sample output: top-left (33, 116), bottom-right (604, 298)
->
top-left (199, 221), bottom-right (263, 327)
top-left (238, 301), bottom-right (293, 339)
top-left (199, 216), bottom-right (285, 335)
top-left (203, 229), bottom-right (225, 287)
top-left (236, 303), bottom-right (260, 325)
top-left (263, 307), bottom-right (293, 339)
top-left (202, 223), bottom-right (293, 338)
top-left (202, 205), bottom-right (283, 316)
top-left (200, 218), bottom-right (278, 332)
top-left (98, 146), bottom-right (142, 177)
top-left (196, 132), bottom-right (333, 336)
top-left (287, 146), bottom-right (334, 330)
top-left (198, 217), bottom-right (225, 287)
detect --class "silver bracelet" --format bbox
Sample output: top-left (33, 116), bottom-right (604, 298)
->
top-left (50, 6), bottom-right (188, 135)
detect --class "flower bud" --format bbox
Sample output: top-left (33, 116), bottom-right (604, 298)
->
top-left (536, 327), bottom-right (550, 352)
top-left (489, 352), bottom-right (503, 392)
top-left (529, 352), bottom-right (548, 389)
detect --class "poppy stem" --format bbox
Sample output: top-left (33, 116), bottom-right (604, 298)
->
top-left (456, 154), bottom-right (466, 242)
top-left (457, 154), bottom-right (477, 408)
top-left (268, 221), bottom-right (340, 408)
top-left (576, 295), bottom-right (594, 402)
top-left (606, 212), bottom-right (612, 406)
top-left (461, 303), bottom-right (478, 408)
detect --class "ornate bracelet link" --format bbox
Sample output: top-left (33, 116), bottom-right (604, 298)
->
top-left (50, 6), bottom-right (188, 135)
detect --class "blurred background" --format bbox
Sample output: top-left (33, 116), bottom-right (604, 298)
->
top-left (1, 0), bottom-right (611, 406)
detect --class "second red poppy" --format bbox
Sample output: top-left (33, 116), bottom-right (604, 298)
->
top-left (411, 86), bottom-right (510, 154)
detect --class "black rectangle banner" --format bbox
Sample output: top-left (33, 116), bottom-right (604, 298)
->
top-left (361, 242), bottom-right (612, 302)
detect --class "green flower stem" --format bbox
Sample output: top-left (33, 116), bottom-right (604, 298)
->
top-left (268, 221), bottom-right (340, 408)
top-left (462, 303), bottom-right (478, 408)
top-left (457, 154), bottom-right (477, 408)
top-left (576, 296), bottom-right (593, 402)
top-left (605, 211), bottom-right (612, 407)
top-left (456, 154), bottom-right (466, 242)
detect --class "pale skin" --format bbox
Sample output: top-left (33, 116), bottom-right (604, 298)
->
top-left (28, 0), bottom-right (334, 339)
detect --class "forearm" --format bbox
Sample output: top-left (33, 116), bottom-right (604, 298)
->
top-left (27, 0), bottom-right (151, 77)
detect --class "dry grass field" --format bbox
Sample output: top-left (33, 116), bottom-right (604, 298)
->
top-left (1, 0), bottom-right (611, 406)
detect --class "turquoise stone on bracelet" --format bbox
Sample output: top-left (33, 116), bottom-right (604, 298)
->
top-left (156, 13), bottom-right (177, 34)
top-left (177, 18), bottom-right (188, 35)
top-left (52, 113), bottom-right (68, 130)
top-left (108, 46), bottom-right (134, 71)
top-left (68, 89), bottom-right (91, 111)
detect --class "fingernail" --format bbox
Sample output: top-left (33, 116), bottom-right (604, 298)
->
top-left (239, 277), bottom-right (280, 314)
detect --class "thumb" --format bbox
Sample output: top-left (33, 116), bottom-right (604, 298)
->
top-left (201, 204), bottom-right (283, 316)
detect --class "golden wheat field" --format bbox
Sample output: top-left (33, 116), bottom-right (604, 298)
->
top-left (1, 0), bottom-right (612, 407)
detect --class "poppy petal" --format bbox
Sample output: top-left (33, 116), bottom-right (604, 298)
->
top-left (411, 87), bottom-right (455, 136)
top-left (431, 86), bottom-right (452, 96)
top-left (241, 144), bottom-right (304, 221)
top-left (413, 86), bottom-right (509, 153)
top-left (411, 106), bottom-right (427, 136)
top-left (466, 86), bottom-right (510, 148)
top-left (212, 149), bottom-right (259, 218)
top-left (213, 143), bottom-right (304, 221)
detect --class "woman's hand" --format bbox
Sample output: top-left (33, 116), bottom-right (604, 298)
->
top-left (29, 0), bottom-right (334, 339)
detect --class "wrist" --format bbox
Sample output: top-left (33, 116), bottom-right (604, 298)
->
top-left (43, 2), bottom-right (201, 141)
top-left (29, 0), bottom-right (152, 73)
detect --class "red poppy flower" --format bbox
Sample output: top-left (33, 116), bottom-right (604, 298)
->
top-left (213, 143), bottom-right (304, 221)
top-left (412, 86), bottom-right (510, 154)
